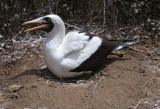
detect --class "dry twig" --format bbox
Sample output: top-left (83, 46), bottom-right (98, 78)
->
top-left (134, 100), bottom-right (142, 109)
top-left (103, 97), bottom-right (111, 106)
top-left (48, 0), bottom-right (53, 14)
top-left (92, 77), bottom-right (103, 95)
top-left (103, 0), bottom-right (106, 26)
top-left (38, 93), bottom-right (43, 100)
top-left (2, 1), bottom-right (14, 48)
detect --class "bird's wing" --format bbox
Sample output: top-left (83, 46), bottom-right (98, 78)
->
top-left (57, 31), bottom-right (89, 57)
top-left (60, 36), bottom-right (102, 71)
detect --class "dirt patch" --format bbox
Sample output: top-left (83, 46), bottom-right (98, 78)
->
top-left (0, 39), bottom-right (160, 109)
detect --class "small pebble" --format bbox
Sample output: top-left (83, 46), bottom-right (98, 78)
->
top-left (154, 104), bottom-right (158, 107)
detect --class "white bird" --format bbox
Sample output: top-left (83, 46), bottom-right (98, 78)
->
top-left (23, 14), bottom-right (136, 78)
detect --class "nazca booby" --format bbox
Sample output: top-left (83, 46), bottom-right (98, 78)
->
top-left (23, 14), bottom-right (136, 78)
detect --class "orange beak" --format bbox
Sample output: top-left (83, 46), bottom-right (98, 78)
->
top-left (23, 17), bottom-right (48, 32)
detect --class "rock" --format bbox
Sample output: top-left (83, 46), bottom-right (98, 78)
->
top-left (8, 84), bottom-right (24, 92)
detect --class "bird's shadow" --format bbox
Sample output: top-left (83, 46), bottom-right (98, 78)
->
top-left (10, 57), bottom-right (130, 83)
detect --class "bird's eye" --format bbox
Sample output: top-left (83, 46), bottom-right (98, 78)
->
top-left (48, 18), bottom-right (51, 22)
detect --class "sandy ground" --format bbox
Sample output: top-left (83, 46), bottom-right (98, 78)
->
top-left (0, 39), bottom-right (160, 109)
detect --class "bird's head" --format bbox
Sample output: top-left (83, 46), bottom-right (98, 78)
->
top-left (23, 14), bottom-right (63, 33)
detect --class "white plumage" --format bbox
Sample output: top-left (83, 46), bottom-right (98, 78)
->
top-left (23, 14), bottom-right (136, 78)
top-left (37, 15), bottom-right (102, 78)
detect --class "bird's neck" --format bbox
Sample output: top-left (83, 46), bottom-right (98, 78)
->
top-left (45, 23), bottom-right (65, 50)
